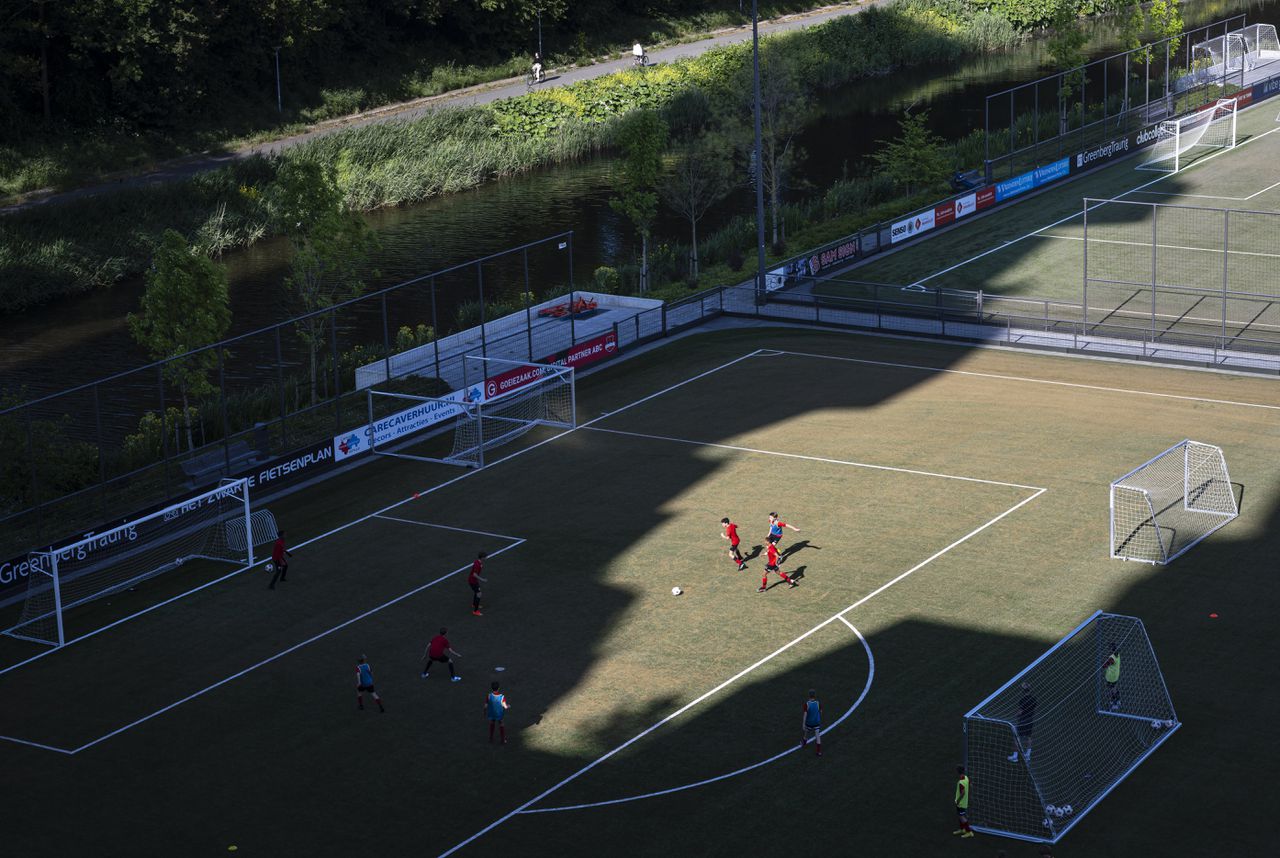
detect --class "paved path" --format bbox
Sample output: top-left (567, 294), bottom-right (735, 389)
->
top-left (1, 2), bottom-right (872, 216)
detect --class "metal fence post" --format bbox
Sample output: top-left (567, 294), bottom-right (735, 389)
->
top-left (1222, 211), bottom-right (1230, 341)
top-left (26, 411), bottom-right (40, 540)
top-left (381, 293), bottom-right (392, 382)
top-left (218, 346), bottom-right (231, 472)
top-left (478, 263), bottom-right (488, 358)
top-left (1082, 200), bottom-right (1090, 331)
top-left (524, 249), bottom-right (534, 360)
top-left (158, 364), bottom-right (170, 498)
top-left (330, 309), bottom-right (341, 433)
top-left (93, 384), bottom-right (107, 518)
top-left (431, 275), bottom-right (441, 380)
top-left (275, 326), bottom-right (288, 448)
top-left (1151, 205), bottom-right (1159, 341)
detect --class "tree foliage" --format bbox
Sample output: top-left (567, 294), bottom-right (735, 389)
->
top-left (661, 134), bottom-right (734, 281)
top-left (871, 109), bottom-right (950, 197)
top-left (610, 109), bottom-right (668, 294)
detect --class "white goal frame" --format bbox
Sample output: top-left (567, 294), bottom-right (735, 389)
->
top-left (5, 478), bottom-right (254, 648)
top-left (1109, 440), bottom-right (1237, 564)
top-left (1137, 98), bottom-right (1237, 173)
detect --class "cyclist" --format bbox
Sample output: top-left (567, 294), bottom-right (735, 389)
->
top-left (531, 52), bottom-right (545, 83)
top-left (632, 41), bottom-right (646, 67)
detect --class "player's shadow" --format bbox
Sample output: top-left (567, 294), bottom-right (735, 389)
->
top-left (780, 540), bottom-right (819, 561)
top-left (789, 564), bottom-right (807, 582)
top-left (745, 544), bottom-right (765, 561)
top-left (763, 565), bottom-right (805, 590)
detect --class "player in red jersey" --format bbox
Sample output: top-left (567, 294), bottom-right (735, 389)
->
top-left (267, 529), bottom-right (293, 590)
top-left (720, 517), bottom-right (746, 569)
top-left (758, 541), bottom-right (797, 592)
top-left (422, 628), bottom-right (462, 681)
top-left (468, 552), bottom-right (487, 616)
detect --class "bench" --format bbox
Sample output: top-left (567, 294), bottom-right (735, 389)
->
top-left (537, 298), bottom-right (599, 319)
top-left (180, 436), bottom-right (267, 488)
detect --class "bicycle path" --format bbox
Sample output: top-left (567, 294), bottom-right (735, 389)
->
top-left (0, 2), bottom-right (872, 216)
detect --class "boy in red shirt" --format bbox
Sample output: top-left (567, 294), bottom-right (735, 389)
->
top-left (759, 541), bottom-right (797, 592)
top-left (469, 552), bottom-right (487, 616)
top-left (422, 627), bottom-right (462, 681)
top-left (267, 530), bottom-right (292, 590)
top-left (720, 517), bottom-right (746, 569)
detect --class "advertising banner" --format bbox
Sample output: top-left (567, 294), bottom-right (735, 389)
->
top-left (807, 239), bottom-right (859, 276)
top-left (547, 331), bottom-right (619, 370)
top-left (1034, 158), bottom-right (1070, 186)
top-left (485, 363), bottom-right (551, 400)
top-left (890, 209), bottom-right (936, 244)
top-left (953, 192), bottom-right (977, 220)
top-left (933, 202), bottom-right (956, 228)
top-left (333, 385), bottom-right (485, 462)
top-left (995, 171), bottom-right (1036, 202)
top-left (976, 187), bottom-right (996, 210)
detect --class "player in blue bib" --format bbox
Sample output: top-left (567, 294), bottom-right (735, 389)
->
top-left (487, 681), bottom-right (511, 744)
top-left (355, 656), bottom-right (385, 713)
top-left (801, 689), bottom-right (822, 757)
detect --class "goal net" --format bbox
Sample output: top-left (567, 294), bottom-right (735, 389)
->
top-left (5, 479), bottom-right (254, 648)
top-left (1137, 98), bottom-right (1236, 173)
top-left (963, 611), bottom-right (1180, 844)
top-left (1110, 440), bottom-right (1237, 564)
top-left (368, 356), bottom-right (574, 468)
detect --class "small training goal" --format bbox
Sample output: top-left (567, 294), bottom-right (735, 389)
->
top-left (1109, 440), bottom-right (1237, 564)
top-left (1137, 98), bottom-right (1237, 173)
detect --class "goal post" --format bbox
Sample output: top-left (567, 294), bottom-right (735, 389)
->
top-left (963, 611), bottom-right (1180, 844)
top-left (1110, 440), bottom-right (1237, 564)
top-left (367, 356), bottom-right (575, 469)
top-left (1137, 97), bottom-right (1237, 173)
top-left (5, 478), bottom-right (255, 648)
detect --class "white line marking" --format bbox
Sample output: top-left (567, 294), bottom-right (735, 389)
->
top-left (775, 349), bottom-right (1280, 411)
top-left (907, 123), bottom-right (1280, 288)
top-left (585, 426), bottom-right (1043, 491)
top-left (1041, 233), bottom-right (1280, 260)
top-left (439, 489), bottom-right (1045, 855)
top-left (520, 620), bottom-right (875, 813)
top-left (1130, 178), bottom-right (1280, 201)
top-left (0, 734), bottom-right (74, 754)
top-left (63, 540), bottom-right (526, 755)
top-left (373, 515), bottom-right (524, 543)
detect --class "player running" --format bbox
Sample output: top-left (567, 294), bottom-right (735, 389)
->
top-left (487, 681), bottom-right (511, 744)
top-left (355, 656), bottom-right (385, 713)
top-left (801, 689), bottom-right (822, 757)
top-left (953, 765), bottom-right (974, 837)
top-left (422, 628), bottom-right (462, 681)
top-left (721, 517), bottom-right (746, 569)
top-left (469, 552), bottom-right (487, 616)
top-left (765, 512), bottom-right (800, 546)
top-left (758, 541), bottom-right (797, 592)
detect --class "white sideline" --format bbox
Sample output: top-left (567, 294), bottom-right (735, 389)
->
top-left (1132, 177), bottom-right (1280, 201)
top-left (439, 487), bottom-right (1046, 856)
top-left (907, 123), bottom-right (1280, 288)
top-left (373, 515), bottom-right (525, 542)
top-left (520, 618), bottom-right (874, 814)
top-left (775, 349), bottom-right (1280, 411)
top-left (585, 426), bottom-right (1043, 491)
top-left (1040, 232), bottom-right (1280, 260)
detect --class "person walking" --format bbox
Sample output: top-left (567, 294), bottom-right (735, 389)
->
top-left (267, 529), bottom-right (293, 589)
top-left (801, 689), bottom-right (822, 757)
top-left (487, 681), bottom-right (511, 744)
top-left (469, 552), bottom-right (487, 616)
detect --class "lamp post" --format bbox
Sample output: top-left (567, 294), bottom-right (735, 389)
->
top-left (273, 46), bottom-right (282, 113)
top-left (751, 0), bottom-right (766, 299)
top-left (537, 7), bottom-right (543, 58)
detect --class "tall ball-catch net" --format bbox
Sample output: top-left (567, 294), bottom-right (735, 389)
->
top-left (1137, 98), bottom-right (1236, 173)
top-left (6, 479), bottom-right (253, 648)
top-left (1110, 439), bottom-right (1237, 564)
top-left (963, 612), bottom-right (1180, 844)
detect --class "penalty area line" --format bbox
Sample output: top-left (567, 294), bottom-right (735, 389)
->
top-left (438, 488), bottom-right (1044, 855)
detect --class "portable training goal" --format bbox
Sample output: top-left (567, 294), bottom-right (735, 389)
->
top-left (963, 611), bottom-right (1180, 844)
top-left (1137, 98), bottom-right (1237, 173)
top-left (5, 479), bottom-right (260, 648)
top-left (368, 355), bottom-right (575, 469)
top-left (1110, 440), bottom-right (1237, 564)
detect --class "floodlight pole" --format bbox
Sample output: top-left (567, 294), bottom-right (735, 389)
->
top-left (273, 46), bottom-right (282, 113)
top-left (752, 0), bottom-right (767, 301)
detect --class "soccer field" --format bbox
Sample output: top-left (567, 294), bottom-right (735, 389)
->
top-left (4, 328), bottom-right (1280, 856)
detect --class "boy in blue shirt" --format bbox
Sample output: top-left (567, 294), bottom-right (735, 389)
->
top-left (356, 656), bottom-right (385, 713)
top-left (802, 689), bottom-right (822, 757)
top-left (487, 681), bottom-right (510, 744)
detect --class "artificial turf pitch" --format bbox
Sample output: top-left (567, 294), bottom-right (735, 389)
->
top-left (3, 328), bottom-right (1279, 856)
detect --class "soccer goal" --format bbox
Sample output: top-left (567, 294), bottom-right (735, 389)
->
top-left (1137, 98), bottom-right (1237, 173)
top-left (5, 479), bottom-right (257, 649)
top-left (963, 611), bottom-right (1180, 844)
top-left (368, 355), bottom-right (575, 469)
top-left (1110, 440), bottom-right (1237, 564)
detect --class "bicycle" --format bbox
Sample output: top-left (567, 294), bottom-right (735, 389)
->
top-left (633, 53), bottom-right (650, 69)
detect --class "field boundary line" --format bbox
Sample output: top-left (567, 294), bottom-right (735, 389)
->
top-left (1131, 177), bottom-right (1280, 201)
top-left (521, 619), bottom-right (875, 814)
top-left (584, 426), bottom-right (1044, 491)
top-left (439, 487), bottom-right (1045, 855)
top-left (908, 123), bottom-right (1280, 288)
top-left (1040, 233), bottom-right (1280, 260)
top-left (373, 515), bottom-right (524, 542)
top-left (775, 349), bottom-right (1280, 411)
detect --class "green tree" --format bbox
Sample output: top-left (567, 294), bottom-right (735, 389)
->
top-left (660, 135), bottom-right (734, 281)
top-left (127, 229), bottom-right (232, 452)
top-left (268, 158), bottom-right (378, 405)
top-left (610, 110), bottom-right (668, 295)
top-left (735, 48), bottom-right (806, 248)
top-left (871, 109), bottom-right (949, 197)
top-left (1047, 1), bottom-right (1090, 135)
top-left (1117, 0), bottom-right (1147, 115)
top-left (1149, 0), bottom-right (1184, 98)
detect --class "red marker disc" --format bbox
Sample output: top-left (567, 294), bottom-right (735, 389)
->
top-left (1209, 613), bottom-right (1219, 619)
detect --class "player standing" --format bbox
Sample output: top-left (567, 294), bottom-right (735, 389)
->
top-left (469, 552), bottom-right (487, 616)
top-left (487, 681), bottom-right (510, 744)
top-left (758, 541), bottom-right (797, 592)
top-left (1007, 681), bottom-right (1035, 762)
top-left (1104, 642), bottom-right (1122, 710)
top-left (801, 689), bottom-right (822, 757)
top-left (765, 512), bottom-right (799, 546)
top-left (355, 656), bottom-right (385, 713)
top-left (267, 529), bottom-right (293, 590)
top-left (422, 627), bottom-right (462, 681)
top-left (720, 517), bottom-right (746, 569)
top-left (953, 765), bottom-right (974, 837)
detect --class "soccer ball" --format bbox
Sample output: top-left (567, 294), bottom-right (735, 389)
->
top-left (1063, 805), bottom-right (1074, 816)
top-left (265, 562), bottom-right (274, 573)
top-left (671, 586), bottom-right (682, 596)
top-left (1151, 719), bottom-right (1163, 729)
top-left (1163, 719), bottom-right (1175, 728)
top-left (1042, 818), bottom-right (1052, 828)
top-left (1054, 807), bottom-right (1066, 819)
top-left (1044, 804), bottom-right (1056, 815)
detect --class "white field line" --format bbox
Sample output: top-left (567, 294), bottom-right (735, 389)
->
top-left (1089, 300), bottom-right (1280, 333)
top-left (775, 349), bottom-right (1280, 411)
top-left (0, 538), bottom-right (530, 755)
top-left (907, 123), bottom-right (1280, 288)
top-left (0, 351), bottom-right (765, 749)
top-left (373, 515), bottom-right (524, 542)
top-left (1041, 232), bottom-right (1280, 260)
top-left (1130, 177), bottom-right (1280, 201)
top-left (585, 426), bottom-right (1043, 491)
top-left (439, 488), bottom-right (1046, 856)
top-left (521, 618), bottom-right (874, 814)
top-left (0, 734), bottom-right (74, 754)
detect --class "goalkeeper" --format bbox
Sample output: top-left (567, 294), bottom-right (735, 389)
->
top-left (1104, 642), bottom-right (1121, 710)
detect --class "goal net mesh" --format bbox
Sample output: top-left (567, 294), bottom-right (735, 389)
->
top-left (963, 612), bottom-right (1179, 844)
top-left (1110, 439), bottom-right (1237, 564)
top-left (1138, 98), bottom-right (1236, 173)
top-left (7, 479), bottom-right (251, 647)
